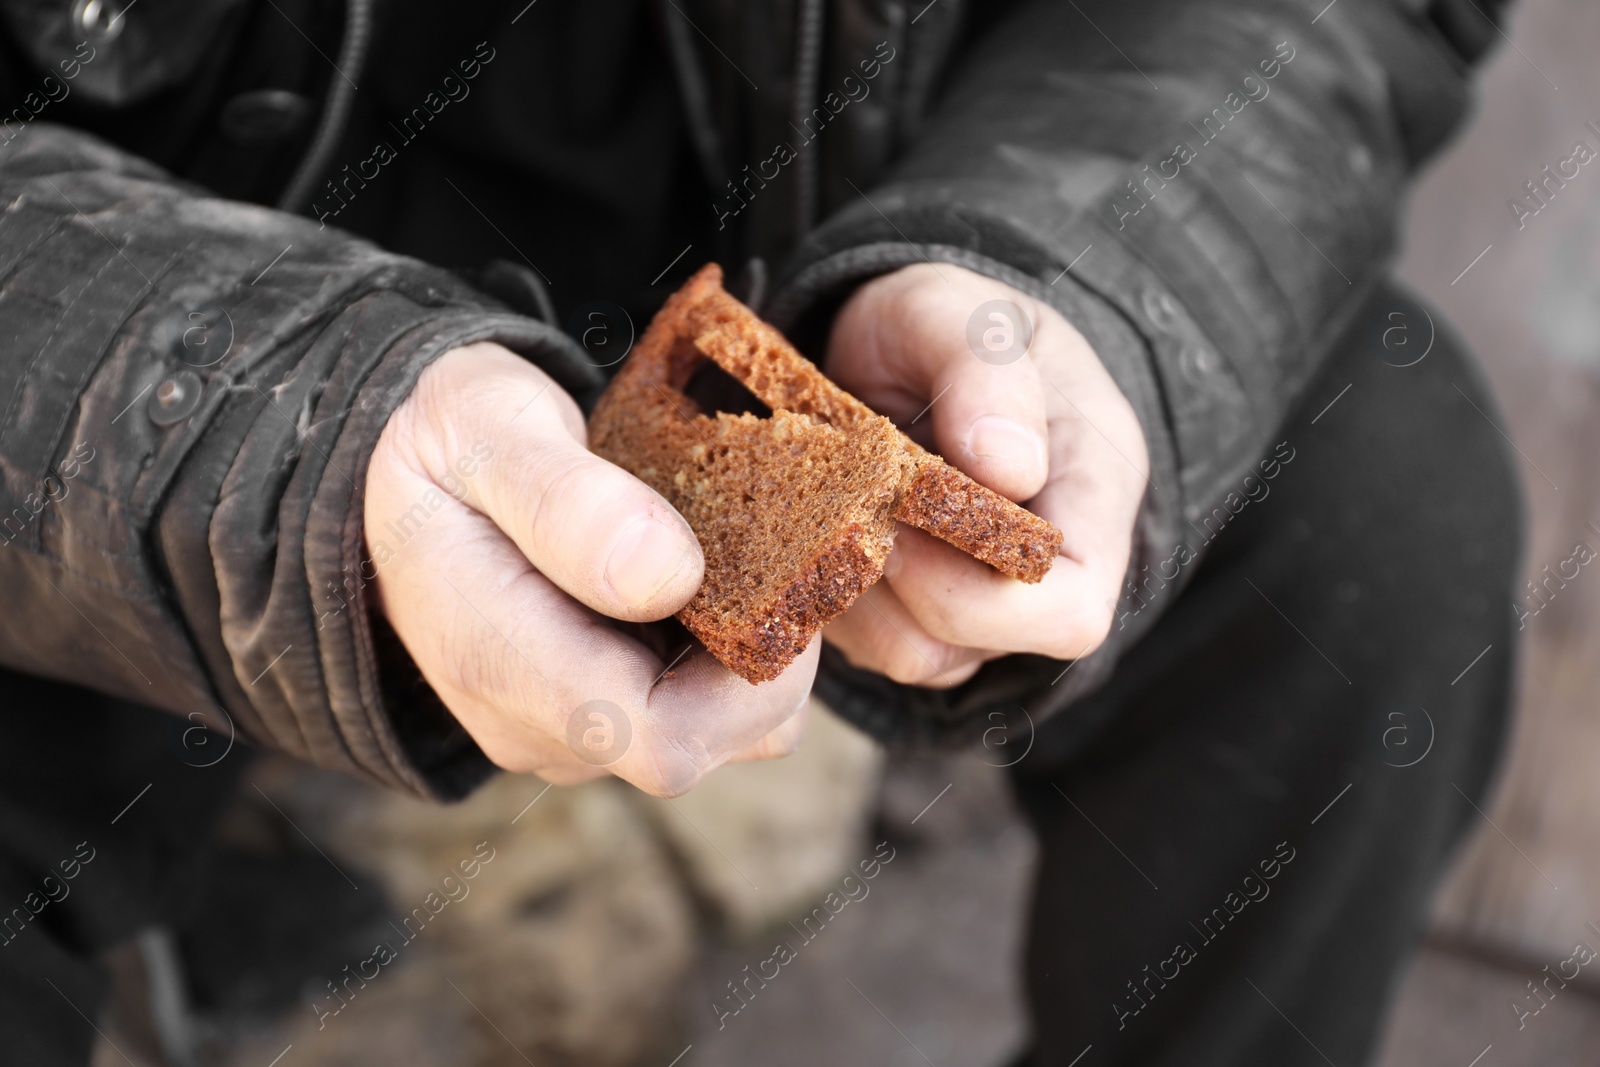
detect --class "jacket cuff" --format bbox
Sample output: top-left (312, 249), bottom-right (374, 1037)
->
top-left (304, 310), bottom-right (602, 799)
top-left (160, 293), bottom-right (600, 801)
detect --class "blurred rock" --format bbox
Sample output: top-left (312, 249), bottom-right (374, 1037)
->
top-left (632, 697), bottom-right (883, 940)
top-left (207, 761), bottom-right (697, 1067)
top-left (686, 748), bottom-right (1035, 1067)
top-left (107, 698), bottom-right (886, 1067)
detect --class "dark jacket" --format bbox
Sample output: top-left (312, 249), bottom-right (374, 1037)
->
top-left (0, 0), bottom-right (1506, 798)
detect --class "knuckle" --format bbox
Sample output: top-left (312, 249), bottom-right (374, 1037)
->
top-left (832, 609), bottom-right (948, 686)
top-left (634, 732), bottom-right (710, 798)
top-left (524, 450), bottom-right (599, 545)
top-left (909, 596), bottom-right (970, 648)
top-left (1040, 604), bottom-right (1114, 660)
top-left (434, 605), bottom-right (552, 718)
top-left (751, 731), bottom-right (801, 761)
top-left (437, 623), bottom-right (505, 698)
top-left (879, 645), bottom-right (943, 687)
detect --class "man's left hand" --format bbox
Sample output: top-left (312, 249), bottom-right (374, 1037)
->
top-left (820, 263), bottom-right (1150, 687)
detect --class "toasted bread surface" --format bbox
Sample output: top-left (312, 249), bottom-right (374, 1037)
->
top-left (588, 264), bottom-right (1063, 683)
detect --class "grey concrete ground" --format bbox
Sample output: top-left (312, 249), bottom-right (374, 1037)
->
top-left (1378, 945), bottom-right (1600, 1067)
top-left (685, 753), bottom-right (1034, 1067)
top-left (681, 753), bottom-right (1600, 1067)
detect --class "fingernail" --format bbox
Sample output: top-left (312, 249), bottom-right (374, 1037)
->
top-left (606, 516), bottom-right (693, 606)
top-left (967, 415), bottom-right (1046, 473)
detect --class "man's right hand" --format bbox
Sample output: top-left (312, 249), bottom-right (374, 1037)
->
top-left (363, 342), bottom-right (818, 797)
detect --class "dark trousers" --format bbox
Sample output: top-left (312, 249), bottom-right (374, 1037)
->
top-left (0, 284), bottom-right (1520, 1066)
top-left (0, 673), bottom-right (246, 1064)
top-left (1011, 283), bottom-right (1521, 1065)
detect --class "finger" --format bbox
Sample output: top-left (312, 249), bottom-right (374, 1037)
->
top-left (401, 342), bottom-right (704, 623)
top-left (883, 524), bottom-right (1116, 660)
top-left (821, 580), bottom-right (988, 689)
top-left (637, 637), bottom-right (820, 791)
top-left (368, 451), bottom-right (819, 794)
top-left (728, 699), bottom-right (812, 762)
top-left (883, 310), bottom-right (1147, 659)
top-left (826, 264), bottom-right (1051, 501)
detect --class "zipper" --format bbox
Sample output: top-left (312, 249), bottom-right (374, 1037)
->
top-left (790, 0), bottom-right (825, 237)
top-left (277, 0), bottom-right (375, 214)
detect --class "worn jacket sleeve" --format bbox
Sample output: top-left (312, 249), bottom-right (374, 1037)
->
top-left (0, 125), bottom-right (601, 799)
top-left (767, 0), bottom-right (1507, 748)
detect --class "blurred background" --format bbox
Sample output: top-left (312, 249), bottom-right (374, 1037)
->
top-left (93, 0), bottom-right (1600, 1063)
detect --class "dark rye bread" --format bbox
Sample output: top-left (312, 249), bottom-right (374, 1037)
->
top-left (588, 264), bottom-right (1063, 683)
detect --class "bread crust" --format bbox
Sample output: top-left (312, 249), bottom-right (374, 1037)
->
top-left (588, 264), bottom-right (1064, 683)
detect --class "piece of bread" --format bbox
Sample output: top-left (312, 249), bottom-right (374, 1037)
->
top-left (588, 264), bottom-right (1063, 683)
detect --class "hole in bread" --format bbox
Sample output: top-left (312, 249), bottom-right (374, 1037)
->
top-left (682, 358), bottom-right (772, 419)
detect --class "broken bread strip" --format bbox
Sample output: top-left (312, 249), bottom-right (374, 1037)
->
top-left (895, 455), bottom-right (1061, 583)
top-left (683, 277), bottom-right (1062, 582)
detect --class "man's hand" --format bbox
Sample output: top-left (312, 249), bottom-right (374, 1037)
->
top-left (364, 343), bottom-right (816, 796)
top-left (822, 263), bottom-right (1149, 687)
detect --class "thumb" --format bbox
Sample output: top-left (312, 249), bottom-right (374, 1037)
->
top-left (826, 263), bottom-right (1051, 502)
top-left (396, 342), bottom-right (704, 622)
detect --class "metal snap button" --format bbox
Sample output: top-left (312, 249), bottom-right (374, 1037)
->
top-left (1141, 287), bottom-right (1179, 333)
top-left (72, 0), bottom-right (125, 42)
top-left (1178, 344), bottom-right (1214, 383)
top-left (148, 371), bottom-right (203, 426)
